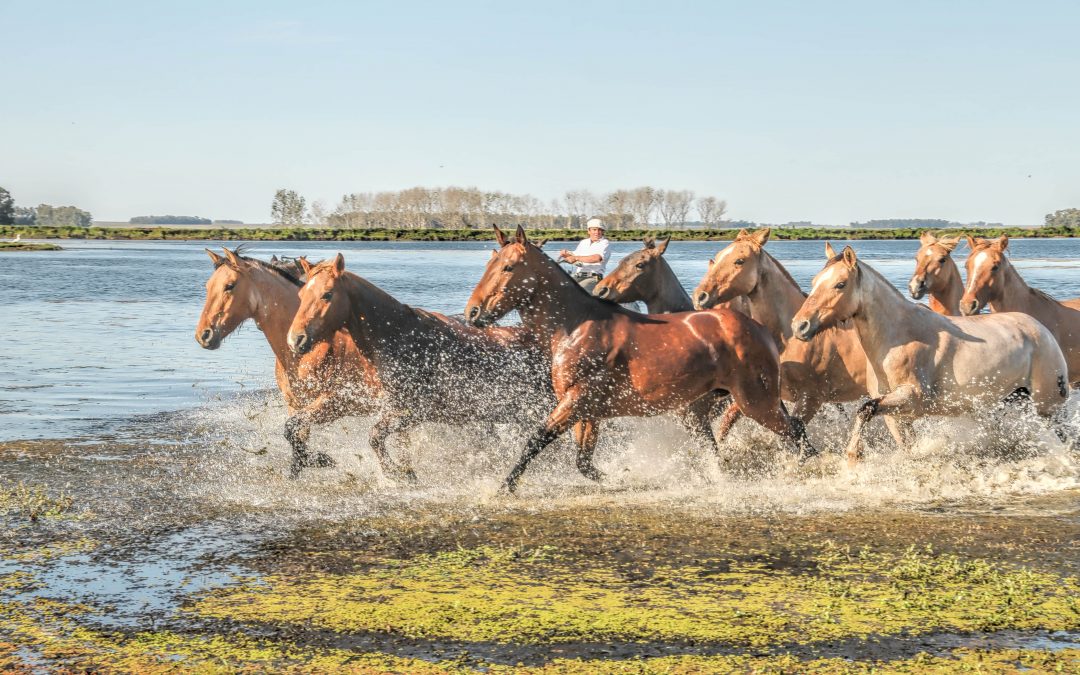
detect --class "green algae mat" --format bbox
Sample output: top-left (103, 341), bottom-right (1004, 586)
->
top-left (2, 499), bottom-right (1080, 673)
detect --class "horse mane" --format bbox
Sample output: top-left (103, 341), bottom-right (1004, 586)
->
top-left (1031, 286), bottom-right (1059, 303)
top-left (241, 253), bottom-right (303, 287)
top-left (762, 249), bottom-right (807, 298)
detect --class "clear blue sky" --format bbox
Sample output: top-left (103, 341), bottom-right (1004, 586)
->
top-left (5, 0), bottom-right (1079, 225)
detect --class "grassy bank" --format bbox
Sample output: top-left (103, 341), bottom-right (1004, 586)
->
top-left (0, 241), bottom-right (62, 251)
top-left (1, 224), bottom-right (1076, 242)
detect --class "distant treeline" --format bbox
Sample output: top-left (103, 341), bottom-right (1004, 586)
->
top-left (130, 215), bottom-right (212, 225)
top-left (4, 223), bottom-right (1080, 242)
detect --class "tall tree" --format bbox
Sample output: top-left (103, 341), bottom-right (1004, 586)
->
top-left (657, 190), bottom-right (694, 228)
top-left (628, 186), bottom-right (656, 228)
top-left (0, 187), bottom-right (13, 225)
top-left (697, 196), bottom-right (728, 227)
top-left (605, 190), bottom-right (633, 230)
top-left (271, 189), bottom-right (306, 226)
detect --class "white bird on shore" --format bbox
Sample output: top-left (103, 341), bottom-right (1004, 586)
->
top-left (3, 233), bottom-right (21, 243)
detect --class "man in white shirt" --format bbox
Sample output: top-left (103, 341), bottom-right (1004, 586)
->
top-left (558, 217), bottom-right (611, 292)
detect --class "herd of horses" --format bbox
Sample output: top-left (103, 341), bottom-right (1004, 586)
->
top-left (196, 227), bottom-right (1078, 492)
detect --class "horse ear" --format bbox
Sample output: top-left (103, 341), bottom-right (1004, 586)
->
top-left (493, 224), bottom-right (509, 248)
top-left (995, 234), bottom-right (1009, 251)
top-left (707, 258), bottom-right (714, 267)
top-left (332, 252), bottom-right (345, 276)
top-left (490, 249), bottom-right (498, 259)
top-left (938, 236), bottom-right (961, 252)
top-left (964, 235), bottom-right (979, 250)
top-left (515, 224), bottom-right (529, 245)
top-left (534, 238), bottom-right (549, 249)
top-left (920, 231), bottom-right (937, 245)
top-left (298, 257), bottom-right (313, 276)
top-left (736, 228), bottom-right (750, 240)
top-left (824, 242), bottom-right (837, 259)
top-left (643, 236), bottom-right (656, 249)
top-left (750, 227), bottom-right (770, 247)
top-left (269, 254), bottom-right (279, 263)
top-left (205, 248), bottom-right (225, 267)
top-left (655, 237), bottom-right (670, 255)
top-left (223, 247), bottom-right (244, 268)
top-left (842, 246), bottom-right (858, 269)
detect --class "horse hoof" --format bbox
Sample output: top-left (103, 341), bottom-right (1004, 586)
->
top-left (398, 468), bottom-right (419, 485)
top-left (578, 465), bottom-right (605, 483)
top-left (498, 481), bottom-right (518, 497)
top-left (311, 453), bottom-right (336, 468)
top-left (288, 463), bottom-right (303, 479)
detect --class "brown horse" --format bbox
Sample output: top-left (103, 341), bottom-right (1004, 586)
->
top-left (960, 235), bottom-right (1080, 383)
top-left (286, 253), bottom-right (554, 482)
top-left (593, 237), bottom-right (749, 315)
top-left (908, 232), bottom-right (964, 315)
top-left (690, 228), bottom-right (869, 434)
top-left (465, 225), bottom-right (815, 493)
top-left (794, 245), bottom-right (1069, 467)
top-left (196, 248), bottom-right (381, 477)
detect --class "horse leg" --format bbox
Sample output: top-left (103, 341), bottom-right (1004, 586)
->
top-left (881, 415), bottom-right (915, 451)
top-left (503, 395), bottom-right (579, 494)
top-left (285, 395), bottom-right (342, 478)
top-left (732, 389), bottom-right (817, 462)
top-left (677, 399), bottom-right (723, 480)
top-left (369, 411), bottom-right (418, 484)
top-left (844, 387), bottom-right (919, 467)
top-left (571, 420), bottom-right (604, 482)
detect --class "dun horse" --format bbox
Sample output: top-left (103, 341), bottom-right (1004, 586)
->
top-left (465, 225), bottom-right (815, 493)
top-left (961, 235), bottom-right (1080, 384)
top-left (794, 244), bottom-right (1069, 467)
top-left (196, 248), bottom-right (380, 477)
top-left (908, 232), bottom-right (964, 315)
top-left (286, 253), bottom-right (553, 482)
top-left (691, 228), bottom-right (869, 435)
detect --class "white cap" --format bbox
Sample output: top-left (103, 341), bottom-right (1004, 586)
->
top-left (586, 217), bottom-right (606, 231)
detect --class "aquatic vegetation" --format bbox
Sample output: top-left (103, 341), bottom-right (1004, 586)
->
top-left (194, 542), bottom-right (1080, 649)
top-left (0, 482), bottom-right (74, 521)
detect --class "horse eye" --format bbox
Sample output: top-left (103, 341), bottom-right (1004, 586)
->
top-left (322, 291), bottom-right (333, 301)
top-left (734, 259), bottom-right (745, 266)
top-left (991, 264), bottom-right (1000, 272)
top-left (938, 257), bottom-right (946, 264)
top-left (503, 265), bottom-right (514, 272)
top-left (834, 282), bottom-right (846, 289)
top-left (635, 262), bottom-right (646, 269)
top-left (224, 283), bottom-right (235, 292)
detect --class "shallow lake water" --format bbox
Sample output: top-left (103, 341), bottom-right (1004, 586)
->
top-left (1, 237), bottom-right (1078, 671)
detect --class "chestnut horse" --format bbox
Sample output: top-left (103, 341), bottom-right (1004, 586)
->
top-left (465, 225), bottom-right (815, 493)
top-left (961, 235), bottom-right (1080, 383)
top-left (908, 232), bottom-right (964, 316)
top-left (593, 237), bottom-right (749, 315)
top-left (196, 248), bottom-right (381, 477)
top-left (794, 245), bottom-right (1069, 467)
top-left (690, 228), bottom-right (869, 435)
top-left (286, 253), bottom-right (554, 482)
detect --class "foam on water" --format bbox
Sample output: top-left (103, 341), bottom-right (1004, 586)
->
top-left (175, 388), bottom-right (1080, 521)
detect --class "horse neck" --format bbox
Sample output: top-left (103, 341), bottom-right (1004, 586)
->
top-left (746, 251), bottom-right (806, 344)
top-left (929, 258), bottom-right (963, 315)
top-left (642, 258), bottom-right (693, 313)
top-left (249, 267), bottom-right (302, 369)
top-left (988, 260), bottom-right (1044, 313)
top-left (518, 253), bottom-right (613, 344)
top-left (339, 272), bottom-right (413, 354)
top-left (850, 263), bottom-right (939, 363)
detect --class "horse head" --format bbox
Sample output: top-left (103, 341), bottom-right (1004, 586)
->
top-left (792, 243), bottom-right (861, 341)
top-left (287, 253), bottom-right (350, 355)
top-left (909, 231), bottom-right (962, 300)
top-left (692, 228), bottom-right (771, 309)
top-left (960, 235), bottom-right (1009, 315)
top-left (195, 247), bottom-right (260, 350)
top-left (592, 236), bottom-right (670, 303)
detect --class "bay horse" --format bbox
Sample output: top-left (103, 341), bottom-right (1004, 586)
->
top-left (908, 232), bottom-right (964, 315)
top-left (465, 225), bottom-right (815, 493)
top-left (793, 244), bottom-right (1069, 467)
top-left (196, 248), bottom-right (382, 477)
top-left (593, 236), bottom-right (750, 315)
top-left (961, 235), bottom-right (1080, 384)
top-left (286, 253), bottom-right (554, 483)
top-left (690, 228), bottom-right (869, 436)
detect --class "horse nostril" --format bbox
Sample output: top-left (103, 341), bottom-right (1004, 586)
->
top-left (795, 320), bottom-right (810, 335)
top-left (468, 306), bottom-right (480, 320)
top-left (200, 329), bottom-right (212, 343)
top-left (696, 291), bottom-right (708, 306)
top-left (596, 286), bottom-right (609, 298)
